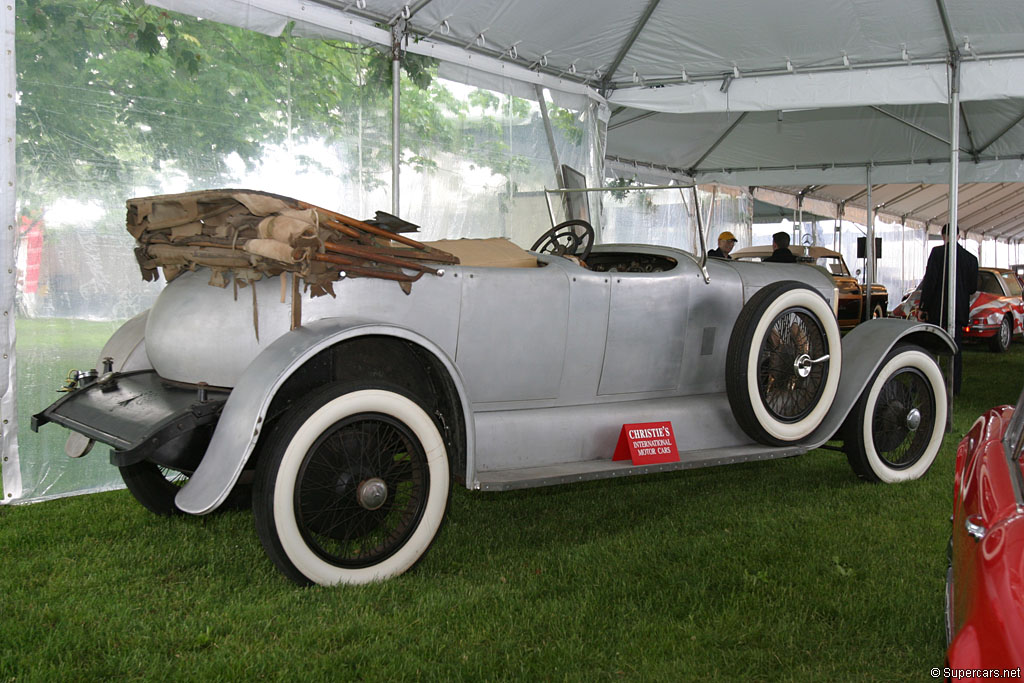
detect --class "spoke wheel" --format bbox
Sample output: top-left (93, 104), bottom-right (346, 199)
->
top-left (295, 412), bottom-right (429, 568)
top-left (843, 345), bottom-right (946, 483)
top-left (119, 462), bottom-right (189, 516)
top-left (727, 281), bottom-right (842, 445)
top-left (756, 308), bottom-right (829, 423)
top-left (870, 368), bottom-right (935, 467)
top-left (254, 384), bottom-right (450, 586)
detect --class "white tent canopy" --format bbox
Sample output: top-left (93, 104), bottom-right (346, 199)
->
top-left (144, 0), bottom-right (1024, 242)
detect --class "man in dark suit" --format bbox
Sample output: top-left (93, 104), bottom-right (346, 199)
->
top-left (763, 231), bottom-right (796, 263)
top-left (919, 223), bottom-right (978, 395)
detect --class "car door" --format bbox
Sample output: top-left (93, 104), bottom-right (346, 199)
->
top-left (454, 263), bottom-right (570, 404)
top-left (597, 267), bottom-right (690, 395)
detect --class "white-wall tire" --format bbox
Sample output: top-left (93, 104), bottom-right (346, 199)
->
top-left (726, 282), bottom-right (842, 445)
top-left (843, 346), bottom-right (946, 483)
top-left (254, 385), bottom-right (449, 586)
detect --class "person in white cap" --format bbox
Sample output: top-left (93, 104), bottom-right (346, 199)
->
top-left (708, 231), bottom-right (738, 259)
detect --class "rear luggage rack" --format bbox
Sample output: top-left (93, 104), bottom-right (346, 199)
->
top-left (32, 370), bottom-right (230, 470)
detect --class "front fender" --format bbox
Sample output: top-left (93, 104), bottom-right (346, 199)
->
top-left (174, 319), bottom-right (474, 515)
top-left (807, 319), bottom-right (956, 445)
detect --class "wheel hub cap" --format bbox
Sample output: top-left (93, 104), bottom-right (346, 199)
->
top-left (357, 478), bottom-right (388, 511)
top-left (905, 408), bottom-right (922, 432)
top-left (793, 353), bottom-right (830, 379)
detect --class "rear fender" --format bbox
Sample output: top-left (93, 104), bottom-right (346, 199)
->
top-left (174, 318), bottom-right (474, 515)
top-left (808, 319), bottom-right (956, 445)
top-left (99, 310), bottom-right (152, 373)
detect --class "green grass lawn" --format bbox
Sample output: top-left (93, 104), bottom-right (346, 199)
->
top-left (1, 337), bottom-right (1021, 680)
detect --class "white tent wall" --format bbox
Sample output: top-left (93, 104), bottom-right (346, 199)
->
top-left (1, 4), bottom-right (17, 504)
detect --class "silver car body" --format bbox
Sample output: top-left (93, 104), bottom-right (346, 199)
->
top-left (94, 243), bottom-right (955, 514)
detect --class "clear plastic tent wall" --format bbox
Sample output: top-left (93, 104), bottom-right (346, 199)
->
top-left (602, 165), bottom-right (752, 253)
top-left (3, 2), bottom-right (604, 503)
top-left (808, 218), bottom-right (929, 303)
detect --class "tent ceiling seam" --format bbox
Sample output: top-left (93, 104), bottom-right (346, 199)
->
top-left (607, 110), bottom-right (658, 131)
top-left (970, 196), bottom-right (1024, 228)
top-left (953, 184), bottom-right (1013, 219)
top-left (959, 105), bottom-right (980, 159)
top-left (689, 112), bottom-right (748, 173)
top-left (977, 108), bottom-right (1024, 155)
top-left (879, 184), bottom-right (928, 208)
top-left (870, 105), bottom-right (950, 146)
top-left (599, 0), bottom-right (662, 94)
top-left (917, 193), bottom-right (955, 218)
top-left (904, 191), bottom-right (952, 218)
top-left (842, 185), bottom-right (873, 203)
top-left (988, 215), bottom-right (1024, 236)
top-left (990, 219), bottom-right (1024, 238)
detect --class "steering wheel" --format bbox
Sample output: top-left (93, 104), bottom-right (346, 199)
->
top-left (530, 219), bottom-right (595, 261)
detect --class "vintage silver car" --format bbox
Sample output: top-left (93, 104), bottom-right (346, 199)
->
top-left (34, 190), bottom-right (955, 586)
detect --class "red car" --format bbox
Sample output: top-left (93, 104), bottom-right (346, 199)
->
top-left (946, 390), bottom-right (1024, 672)
top-left (890, 267), bottom-right (1024, 352)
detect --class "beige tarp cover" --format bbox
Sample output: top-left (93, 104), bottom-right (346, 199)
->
top-left (127, 189), bottom-right (458, 297)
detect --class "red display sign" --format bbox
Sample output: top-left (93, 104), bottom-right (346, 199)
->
top-left (612, 421), bottom-right (680, 465)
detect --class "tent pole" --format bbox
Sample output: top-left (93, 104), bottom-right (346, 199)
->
top-left (798, 202), bottom-right (803, 246)
top-left (535, 84), bottom-right (566, 220)
top-left (865, 168), bottom-right (874, 321)
top-left (0, 1), bottom-right (18, 502)
top-left (946, 51), bottom-right (962, 421)
top-left (901, 218), bottom-right (906, 294)
top-left (838, 203), bottom-right (845, 253)
top-left (391, 24), bottom-right (403, 216)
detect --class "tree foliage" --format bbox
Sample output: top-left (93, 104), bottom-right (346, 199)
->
top-left (16, 0), bottom-right (589, 212)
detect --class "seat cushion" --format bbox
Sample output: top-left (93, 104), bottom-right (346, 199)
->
top-left (421, 237), bottom-right (537, 268)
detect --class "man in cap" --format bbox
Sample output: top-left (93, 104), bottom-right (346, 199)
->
top-left (707, 231), bottom-right (738, 259)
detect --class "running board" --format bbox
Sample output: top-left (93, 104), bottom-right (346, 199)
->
top-left (470, 443), bottom-right (809, 491)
